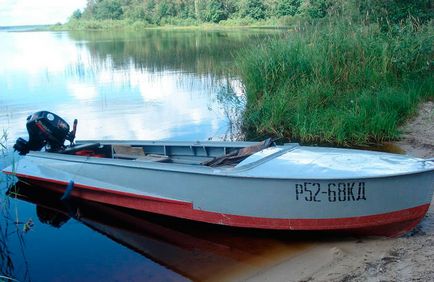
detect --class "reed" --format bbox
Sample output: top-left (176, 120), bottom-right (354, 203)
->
top-left (0, 130), bottom-right (7, 156)
top-left (0, 131), bottom-right (31, 281)
top-left (236, 18), bottom-right (433, 145)
top-left (0, 130), bottom-right (9, 210)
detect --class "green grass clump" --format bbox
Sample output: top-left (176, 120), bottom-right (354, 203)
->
top-left (236, 19), bottom-right (433, 145)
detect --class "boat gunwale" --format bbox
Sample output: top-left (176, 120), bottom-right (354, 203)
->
top-left (76, 139), bottom-right (263, 148)
top-left (5, 147), bottom-right (434, 181)
top-left (16, 144), bottom-right (298, 174)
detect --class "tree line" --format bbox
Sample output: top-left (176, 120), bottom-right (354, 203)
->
top-left (71, 0), bottom-right (432, 26)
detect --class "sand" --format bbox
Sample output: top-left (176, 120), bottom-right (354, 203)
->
top-left (244, 101), bottom-right (434, 282)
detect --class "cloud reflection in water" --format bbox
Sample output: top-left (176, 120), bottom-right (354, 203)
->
top-left (0, 30), bottom-right (249, 143)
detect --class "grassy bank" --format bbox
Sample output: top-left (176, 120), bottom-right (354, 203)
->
top-left (236, 19), bottom-right (433, 145)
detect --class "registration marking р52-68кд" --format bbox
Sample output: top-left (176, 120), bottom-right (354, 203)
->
top-left (295, 182), bottom-right (366, 202)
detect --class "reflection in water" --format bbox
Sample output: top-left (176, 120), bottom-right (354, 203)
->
top-left (0, 29), bottom-right (282, 144)
top-left (67, 30), bottom-right (266, 75)
top-left (8, 182), bottom-right (311, 281)
top-left (0, 179), bottom-right (31, 282)
top-left (216, 78), bottom-right (245, 141)
top-left (0, 137), bottom-right (21, 281)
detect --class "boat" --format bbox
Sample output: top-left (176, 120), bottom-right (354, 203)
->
top-left (2, 111), bottom-right (434, 237)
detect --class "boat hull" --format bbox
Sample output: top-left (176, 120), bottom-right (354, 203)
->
top-left (5, 152), bottom-right (433, 237)
top-left (13, 174), bottom-right (431, 237)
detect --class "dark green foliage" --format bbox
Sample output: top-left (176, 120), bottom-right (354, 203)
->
top-left (70, 0), bottom-right (434, 27)
top-left (73, 0), bottom-right (343, 25)
top-left (277, 0), bottom-right (301, 16)
top-left (301, 0), bottom-right (332, 18)
top-left (360, 0), bottom-right (433, 30)
top-left (241, 0), bottom-right (266, 20)
top-left (71, 9), bottom-right (83, 20)
top-left (154, 0), bottom-right (176, 20)
top-left (92, 0), bottom-right (124, 20)
top-left (205, 0), bottom-right (227, 23)
top-left (123, 4), bottom-right (146, 20)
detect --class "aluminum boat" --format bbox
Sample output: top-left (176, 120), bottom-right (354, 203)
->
top-left (2, 111), bottom-right (434, 237)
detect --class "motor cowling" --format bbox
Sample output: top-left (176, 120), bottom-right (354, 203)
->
top-left (14, 111), bottom-right (77, 155)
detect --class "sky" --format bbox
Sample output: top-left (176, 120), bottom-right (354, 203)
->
top-left (0, 0), bottom-right (87, 26)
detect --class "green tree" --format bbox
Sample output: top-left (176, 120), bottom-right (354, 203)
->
top-left (205, 0), bottom-right (227, 22)
top-left (94, 0), bottom-right (124, 20)
top-left (242, 0), bottom-right (266, 19)
top-left (142, 0), bottom-right (156, 23)
top-left (276, 0), bottom-right (301, 16)
top-left (300, 0), bottom-right (331, 18)
top-left (360, 0), bottom-right (433, 30)
top-left (155, 0), bottom-right (176, 21)
top-left (123, 6), bottom-right (145, 20)
top-left (174, 0), bottom-right (196, 19)
top-left (71, 9), bottom-right (83, 19)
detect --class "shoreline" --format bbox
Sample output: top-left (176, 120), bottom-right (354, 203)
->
top-left (242, 101), bottom-right (434, 282)
top-left (47, 20), bottom-right (293, 32)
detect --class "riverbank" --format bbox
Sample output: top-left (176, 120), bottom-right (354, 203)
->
top-left (49, 18), bottom-right (294, 31)
top-left (242, 101), bottom-right (434, 282)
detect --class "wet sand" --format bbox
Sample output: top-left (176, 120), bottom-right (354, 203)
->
top-left (242, 102), bottom-right (434, 282)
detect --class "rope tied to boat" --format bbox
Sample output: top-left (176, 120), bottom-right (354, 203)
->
top-left (61, 180), bottom-right (75, 201)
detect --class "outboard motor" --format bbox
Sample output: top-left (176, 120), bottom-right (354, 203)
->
top-left (14, 111), bottom-right (78, 155)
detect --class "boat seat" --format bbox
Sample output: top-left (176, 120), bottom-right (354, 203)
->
top-left (113, 145), bottom-right (145, 156)
top-left (114, 153), bottom-right (170, 163)
top-left (134, 154), bottom-right (171, 163)
top-left (113, 145), bottom-right (170, 163)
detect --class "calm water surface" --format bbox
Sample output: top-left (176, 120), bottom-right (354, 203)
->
top-left (0, 28), bottom-right (316, 282)
top-left (0, 29), bottom-right (259, 142)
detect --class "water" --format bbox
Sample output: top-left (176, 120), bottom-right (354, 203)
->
top-left (0, 28), bottom-right (317, 282)
top-left (4, 183), bottom-right (311, 282)
top-left (0, 29), bottom-right (268, 142)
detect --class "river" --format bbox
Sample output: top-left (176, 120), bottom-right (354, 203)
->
top-left (0, 29), bottom-right (269, 142)
top-left (0, 28), bottom-right (318, 282)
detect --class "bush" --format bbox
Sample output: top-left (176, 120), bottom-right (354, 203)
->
top-left (130, 20), bottom-right (152, 30)
top-left (159, 17), bottom-right (199, 26)
top-left (219, 17), bottom-right (256, 26)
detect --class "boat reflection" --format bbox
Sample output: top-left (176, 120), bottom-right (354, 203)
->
top-left (8, 182), bottom-right (312, 281)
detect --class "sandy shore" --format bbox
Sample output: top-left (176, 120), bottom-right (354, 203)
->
top-left (244, 101), bottom-right (434, 282)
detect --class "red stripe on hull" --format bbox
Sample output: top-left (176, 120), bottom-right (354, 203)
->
top-left (11, 173), bottom-right (430, 237)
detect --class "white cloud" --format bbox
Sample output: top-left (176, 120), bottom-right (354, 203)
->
top-left (0, 0), bottom-right (87, 26)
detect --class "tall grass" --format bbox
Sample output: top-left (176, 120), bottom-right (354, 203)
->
top-left (236, 19), bottom-right (433, 145)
